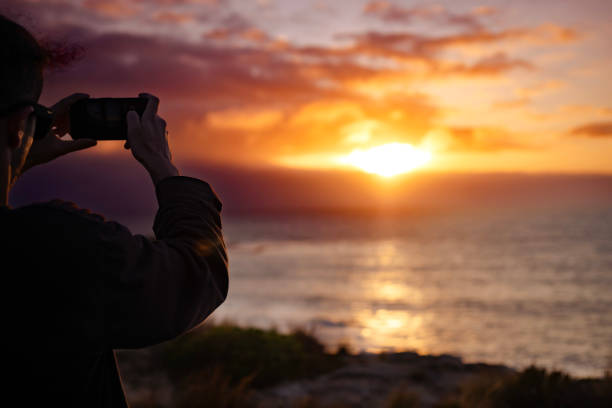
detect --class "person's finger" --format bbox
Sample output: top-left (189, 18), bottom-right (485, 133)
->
top-left (156, 116), bottom-right (167, 132)
top-left (140, 93), bottom-right (159, 121)
top-left (164, 130), bottom-right (172, 161)
top-left (126, 110), bottom-right (140, 148)
top-left (51, 93), bottom-right (89, 115)
top-left (48, 93), bottom-right (89, 138)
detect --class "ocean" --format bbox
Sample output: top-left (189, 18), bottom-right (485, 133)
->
top-left (129, 205), bottom-right (612, 378)
top-left (219, 206), bottom-right (612, 378)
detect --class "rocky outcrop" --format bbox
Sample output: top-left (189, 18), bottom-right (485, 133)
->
top-left (253, 352), bottom-right (512, 408)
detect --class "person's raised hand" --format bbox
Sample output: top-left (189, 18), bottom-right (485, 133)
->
top-left (22, 93), bottom-right (97, 172)
top-left (125, 93), bottom-right (179, 184)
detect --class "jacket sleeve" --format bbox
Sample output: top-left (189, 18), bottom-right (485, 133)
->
top-left (101, 176), bottom-right (228, 349)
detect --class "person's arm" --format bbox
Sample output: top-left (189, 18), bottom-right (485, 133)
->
top-left (102, 92), bottom-right (228, 348)
top-left (101, 176), bottom-right (228, 348)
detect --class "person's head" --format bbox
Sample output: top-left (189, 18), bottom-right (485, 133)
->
top-left (0, 15), bottom-right (47, 186)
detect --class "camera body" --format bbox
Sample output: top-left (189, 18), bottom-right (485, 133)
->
top-left (70, 97), bottom-right (147, 140)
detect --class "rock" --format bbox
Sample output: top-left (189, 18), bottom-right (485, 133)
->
top-left (254, 351), bottom-right (508, 408)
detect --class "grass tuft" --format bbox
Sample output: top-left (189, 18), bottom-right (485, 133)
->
top-left (174, 368), bottom-right (255, 408)
top-left (448, 365), bottom-right (612, 408)
top-left (385, 390), bottom-right (420, 408)
top-left (157, 323), bottom-right (342, 389)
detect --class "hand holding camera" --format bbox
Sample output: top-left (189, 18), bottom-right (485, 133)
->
top-left (124, 93), bottom-right (179, 185)
top-left (24, 92), bottom-right (178, 185)
top-left (21, 93), bottom-right (97, 175)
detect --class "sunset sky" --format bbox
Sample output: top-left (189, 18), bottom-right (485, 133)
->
top-left (3, 0), bottom-right (611, 175)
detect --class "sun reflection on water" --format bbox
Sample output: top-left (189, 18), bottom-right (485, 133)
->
top-left (368, 280), bottom-right (424, 304)
top-left (364, 240), bottom-right (397, 267)
top-left (357, 309), bottom-right (425, 353)
top-left (353, 239), bottom-right (429, 352)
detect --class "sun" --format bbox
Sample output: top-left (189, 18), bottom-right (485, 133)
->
top-left (339, 142), bottom-right (432, 177)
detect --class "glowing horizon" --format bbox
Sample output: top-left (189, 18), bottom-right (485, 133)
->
top-left (338, 143), bottom-right (432, 177)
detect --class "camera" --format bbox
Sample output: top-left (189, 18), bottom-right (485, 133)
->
top-left (70, 97), bottom-right (147, 140)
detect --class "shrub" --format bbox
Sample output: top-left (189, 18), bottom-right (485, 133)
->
top-left (453, 366), bottom-right (612, 408)
top-left (157, 324), bottom-right (342, 388)
top-left (175, 368), bottom-right (255, 408)
top-left (385, 390), bottom-right (420, 408)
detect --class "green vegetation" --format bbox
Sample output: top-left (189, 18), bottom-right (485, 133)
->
top-left (173, 368), bottom-right (256, 408)
top-left (157, 324), bottom-right (342, 389)
top-left (123, 323), bottom-right (344, 408)
top-left (120, 324), bottom-right (612, 408)
top-left (384, 390), bottom-right (420, 408)
top-left (436, 366), bottom-right (612, 408)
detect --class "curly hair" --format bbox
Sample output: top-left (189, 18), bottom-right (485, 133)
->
top-left (0, 14), bottom-right (84, 111)
top-left (0, 14), bottom-right (50, 110)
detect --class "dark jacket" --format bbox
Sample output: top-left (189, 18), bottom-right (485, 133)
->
top-left (1, 176), bottom-right (229, 407)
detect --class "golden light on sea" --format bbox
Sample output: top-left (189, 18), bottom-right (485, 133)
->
top-left (339, 143), bottom-right (432, 177)
top-left (358, 309), bottom-right (426, 352)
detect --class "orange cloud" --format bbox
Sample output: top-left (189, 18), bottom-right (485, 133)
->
top-left (493, 80), bottom-right (564, 109)
top-left (570, 122), bottom-right (612, 138)
top-left (332, 22), bottom-right (573, 74)
top-left (363, 1), bottom-right (485, 31)
top-left (82, 0), bottom-right (140, 18)
top-left (445, 127), bottom-right (530, 152)
top-left (472, 6), bottom-right (496, 16)
top-left (152, 11), bottom-right (194, 24)
top-left (134, 0), bottom-right (223, 4)
top-left (532, 23), bottom-right (579, 44)
top-left (435, 53), bottom-right (533, 76)
top-left (207, 109), bottom-right (283, 131)
top-left (202, 13), bottom-right (275, 46)
top-left (516, 80), bottom-right (565, 98)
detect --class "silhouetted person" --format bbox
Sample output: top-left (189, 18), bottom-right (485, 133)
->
top-left (0, 15), bottom-right (228, 407)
